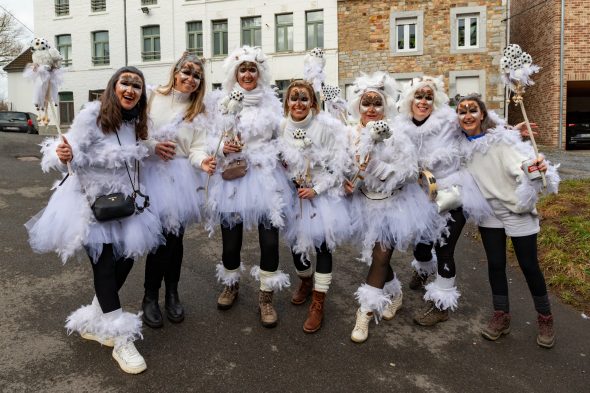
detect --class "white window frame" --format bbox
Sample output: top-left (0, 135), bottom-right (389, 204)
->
top-left (448, 70), bottom-right (486, 105)
top-left (275, 13), bottom-right (293, 53)
top-left (55, 34), bottom-right (72, 67)
top-left (450, 6), bottom-right (486, 54)
top-left (186, 21), bottom-right (203, 56)
top-left (390, 11), bottom-right (423, 56)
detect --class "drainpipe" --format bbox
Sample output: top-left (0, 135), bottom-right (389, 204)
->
top-left (558, 0), bottom-right (565, 149)
top-left (124, 0), bottom-right (128, 66)
top-left (504, 0), bottom-right (511, 119)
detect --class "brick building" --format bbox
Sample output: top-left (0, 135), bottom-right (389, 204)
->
top-left (337, 0), bottom-right (509, 114)
top-left (509, 0), bottom-right (590, 149)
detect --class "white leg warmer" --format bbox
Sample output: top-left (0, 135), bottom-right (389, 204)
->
top-left (423, 274), bottom-right (461, 311)
top-left (251, 266), bottom-right (291, 292)
top-left (383, 276), bottom-right (402, 297)
top-left (296, 267), bottom-right (313, 278)
top-left (411, 253), bottom-right (438, 276)
top-left (313, 272), bottom-right (332, 293)
top-left (66, 303), bottom-right (143, 347)
top-left (215, 263), bottom-right (244, 286)
top-left (354, 284), bottom-right (391, 320)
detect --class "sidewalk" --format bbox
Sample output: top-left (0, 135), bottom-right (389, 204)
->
top-left (540, 145), bottom-right (590, 180)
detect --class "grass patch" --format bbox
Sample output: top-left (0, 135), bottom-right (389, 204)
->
top-left (536, 178), bottom-right (590, 313)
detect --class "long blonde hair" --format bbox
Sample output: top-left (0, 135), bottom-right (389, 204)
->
top-left (157, 53), bottom-right (206, 121)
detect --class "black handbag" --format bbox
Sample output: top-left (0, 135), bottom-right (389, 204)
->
top-left (89, 131), bottom-right (150, 221)
top-left (91, 193), bottom-right (136, 222)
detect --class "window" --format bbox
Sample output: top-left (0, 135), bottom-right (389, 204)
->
top-left (92, 31), bottom-right (109, 66)
top-left (141, 0), bottom-right (157, 5)
top-left (450, 6), bottom-right (486, 53)
top-left (142, 25), bottom-right (161, 61)
top-left (212, 83), bottom-right (222, 91)
top-left (241, 17), bottom-right (261, 47)
top-left (276, 13), bottom-right (293, 52)
top-left (457, 14), bottom-right (478, 48)
top-left (55, 0), bottom-right (69, 16)
top-left (186, 21), bottom-right (203, 56)
top-left (306, 10), bottom-right (324, 49)
top-left (275, 80), bottom-right (290, 101)
top-left (55, 35), bottom-right (72, 67)
top-left (212, 20), bottom-right (228, 56)
top-left (88, 90), bottom-right (104, 102)
top-left (391, 11), bottom-right (423, 56)
top-left (91, 0), bottom-right (106, 12)
top-left (58, 92), bottom-right (74, 125)
top-left (448, 70), bottom-right (486, 106)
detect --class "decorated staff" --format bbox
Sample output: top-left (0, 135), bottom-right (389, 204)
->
top-left (303, 47), bottom-right (349, 124)
top-left (500, 43), bottom-right (546, 187)
top-left (23, 37), bottom-right (71, 174)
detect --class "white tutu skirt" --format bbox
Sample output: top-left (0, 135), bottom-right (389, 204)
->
top-left (438, 169), bottom-right (493, 224)
top-left (207, 162), bottom-right (292, 230)
top-left (142, 156), bottom-right (206, 235)
top-left (25, 174), bottom-right (164, 263)
top-left (350, 183), bottom-right (448, 264)
top-left (284, 190), bottom-right (352, 261)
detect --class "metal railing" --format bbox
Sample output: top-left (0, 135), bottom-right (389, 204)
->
top-left (91, 0), bottom-right (106, 12)
top-left (55, 2), bottom-right (69, 16)
top-left (92, 56), bottom-right (110, 66)
top-left (141, 51), bottom-right (161, 61)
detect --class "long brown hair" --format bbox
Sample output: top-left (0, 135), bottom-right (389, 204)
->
top-left (283, 79), bottom-right (320, 116)
top-left (96, 66), bottom-right (148, 140)
top-left (156, 53), bottom-right (206, 121)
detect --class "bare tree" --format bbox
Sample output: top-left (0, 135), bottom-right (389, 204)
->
top-left (0, 12), bottom-right (26, 69)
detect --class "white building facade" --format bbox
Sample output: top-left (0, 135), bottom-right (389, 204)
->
top-left (8, 0), bottom-right (338, 127)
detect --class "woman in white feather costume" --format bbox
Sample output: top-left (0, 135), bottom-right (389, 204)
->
top-left (456, 94), bottom-right (559, 349)
top-left (25, 67), bottom-right (164, 374)
top-left (278, 80), bottom-right (351, 333)
top-left (344, 72), bottom-right (447, 343)
top-left (140, 53), bottom-right (217, 329)
top-left (207, 46), bottom-right (292, 328)
top-left (395, 76), bottom-right (493, 327)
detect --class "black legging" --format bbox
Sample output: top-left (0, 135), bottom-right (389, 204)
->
top-left (292, 242), bottom-right (332, 274)
top-left (366, 243), bottom-right (395, 289)
top-left (144, 229), bottom-right (184, 291)
top-left (221, 222), bottom-right (279, 272)
top-left (479, 227), bottom-right (550, 315)
top-left (90, 244), bottom-right (134, 313)
top-left (414, 208), bottom-right (467, 278)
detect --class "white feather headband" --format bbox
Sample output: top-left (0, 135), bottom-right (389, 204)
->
top-left (397, 75), bottom-right (449, 117)
top-left (222, 46), bottom-right (272, 92)
top-left (347, 71), bottom-right (399, 121)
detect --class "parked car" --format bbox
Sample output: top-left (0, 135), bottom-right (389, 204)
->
top-left (566, 111), bottom-right (590, 150)
top-left (0, 111), bottom-right (38, 134)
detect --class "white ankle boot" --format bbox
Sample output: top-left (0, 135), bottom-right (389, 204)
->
top-left (112, 341), bottom-right (147, 374)
top-left (351, 308), bottom-right (373, 343)
top-left (383, 292), bottom-right (403, 321)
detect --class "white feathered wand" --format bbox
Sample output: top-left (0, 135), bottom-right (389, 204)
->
top-left (500, 44), bottom-right (545, 187)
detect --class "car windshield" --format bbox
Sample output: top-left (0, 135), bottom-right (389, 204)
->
top-left (0, 112), bottom-right (27, 121)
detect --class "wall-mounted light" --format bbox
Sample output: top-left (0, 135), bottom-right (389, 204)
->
top-left (141, 6), bottom-right (150, 14)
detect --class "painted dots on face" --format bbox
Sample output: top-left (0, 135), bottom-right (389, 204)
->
top-left (288, 88), bottom-right (312, 107)
top-left (359, 92), bottom-right (385, 114)
top-left (457, 101), bottom-right (482, 121)
top-left (413, 87), bottom-right (434, 106)
top-left (117, 73), bottom-right (143, 96)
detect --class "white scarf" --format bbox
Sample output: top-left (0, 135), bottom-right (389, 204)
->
top-left (234, 85), bottom-right (264, 107)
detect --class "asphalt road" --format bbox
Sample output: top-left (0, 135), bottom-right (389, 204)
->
top-left (0, 132), bottom-right (588, 393)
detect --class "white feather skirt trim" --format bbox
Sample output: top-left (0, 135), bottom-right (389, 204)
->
top-left (283, 192), bottom-right (351, 262)
top-left (423, 275), bottom-right (460, 311)
top-left (215, 263), bottom-right (245, 286)
top-left (351, 183), bottom-right (448, 264)
top-left (250, 266), bottom-right (291, 291)
top-left (354, 284), bottom-right (391, 319)
top-left (142, 156), bottom-right (206, 234)
top-left (411, 258), bottom-right (437, 275)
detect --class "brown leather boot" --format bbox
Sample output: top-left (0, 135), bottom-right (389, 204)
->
top-left (303, 290), bottom-right (326, 333)
top-left (259, 290), bottom-right (278, 328)
top-left (291, 276), bottom-right (313, 305)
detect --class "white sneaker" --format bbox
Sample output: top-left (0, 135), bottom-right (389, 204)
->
top-left (81, 332), bottom-right (114, 347)
top-left (382, 292), bottom-right (403, 321)
top-left (351, 308), bottom-right (372, 343)
top-left (112, 342), bottom-right (147, 374)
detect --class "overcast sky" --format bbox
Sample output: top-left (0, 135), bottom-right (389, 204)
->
top-left (0, 0), bottom-right (34, 99)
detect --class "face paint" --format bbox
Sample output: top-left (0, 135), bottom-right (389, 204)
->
top-left (174, 61), bottom-right (202, 94)
top-left (457, 100), bottom-right (484, 135)
top-left (116, 72), bottom-right (143, 110)
top-left (359, 91), bottom-right (385, 126)
top-left (237, 62), bottom-right (259, 91)
top-left (288, 87), bottom-right (313, 121)
top-left (413, 89), bottom-right (434, 105)
top-left (411, 87), bottom-right (434, 121)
